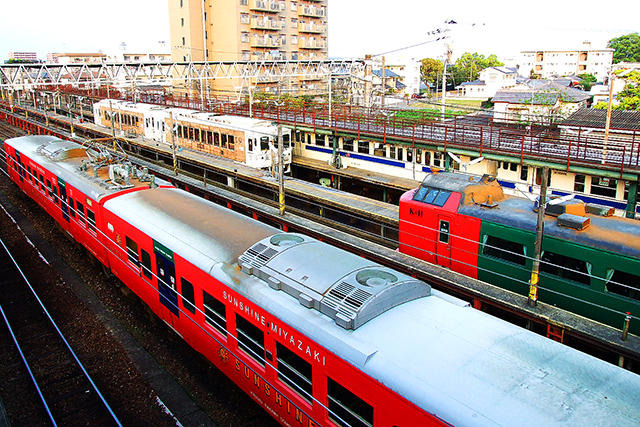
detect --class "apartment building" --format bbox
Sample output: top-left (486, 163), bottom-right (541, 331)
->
top-left (46, 53), bottom-right (107, 64)
top-left (168, 0), bottom-right (328, 94)
top-left (519, 42), bottom-right (613, 82)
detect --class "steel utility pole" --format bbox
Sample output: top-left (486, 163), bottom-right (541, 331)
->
top-left (277, 123), bottom-right (285, 216)
top-left (381, 56), bottom-right (386, 109)
top-left (170, 111), bottom-right (178, 176)
top-left (441, 43), bottom-right (451, 120)
top-left (603, 72), bottom-right (615, 164)
top-left (328, 73), bottom-right (332, 124)
top-left (528, 166), bottom-right (549, 307)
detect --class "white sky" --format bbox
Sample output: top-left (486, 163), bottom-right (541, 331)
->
top-left (1, 0), bottom-right (637, 63)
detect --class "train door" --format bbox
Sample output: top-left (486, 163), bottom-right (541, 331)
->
top-left (58, 178), bottom-right (69, 222)
top-left (153, 240), bottom-right (179, 318)
top-left (436, 215), bottom-right (452, 268)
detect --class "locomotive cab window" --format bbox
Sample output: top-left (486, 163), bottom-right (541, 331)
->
top-left (203, 291), bottom-right (226, 336)
top-left (606, 270), bottom-right (640, 301)
top-left (276, 342), bottom-right (312, 402)
top-left (260, 137), bottom-right (270, 150)
top-left (236, 315), bottom-right (265, 365)
top-left (327, 377), bottom-right (373, 427)
top-left (180, 278), bottom-right (196, 313)
top-left (126, 237), bottom-right (139, 266)
top-left (540, 251), bottom-right (590, 285)
top-left (482, 235), bottom-right (527, 266)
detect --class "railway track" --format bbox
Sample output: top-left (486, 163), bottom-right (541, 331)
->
top-left (0, 236), bottom-right (120, 426)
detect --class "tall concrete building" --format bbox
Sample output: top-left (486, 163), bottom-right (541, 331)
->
top-left (519, 42), bottom-right (613, 82)
top-left (168, 0), bottom-right (328, 94)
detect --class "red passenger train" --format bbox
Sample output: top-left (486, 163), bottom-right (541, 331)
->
top-left (4, 135), bottom-right (640, 426)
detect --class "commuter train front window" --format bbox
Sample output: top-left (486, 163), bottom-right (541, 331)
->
top-left (606, 270), bottom-right (640, 301)
top-left (327, 377), bottom-right (373, 427)
top-left (236, 314), bottom-right (265, 366)
top-left (260, 137), bottom-right (269, 150)
top-left (203, 291), bottom-right (226, 336)
top-left (482, 235), bottom-right (527, 266)
top-left (126, 237), bottom-right (139, 266)
top-left (540, 251), bottom-right (591, 285)
top-left (276, 342), bottom-right (312, 402)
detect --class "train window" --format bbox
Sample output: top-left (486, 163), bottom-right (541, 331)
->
top-left (194, 128), bottom-right (200, 142)
top-left (228, 135), bottom-right (235, 150)
top-left (283, 134), bottom-right (290, 146)
top-left (177, 125), bottom-right (183, 138)
top-left (141, 249), bottom-right (152, 279)
top-left (248, 138), bottom-right (254, 151)
top-left (68, 198), bottom-right (75, 218)
top-left (189, 127), bottom-right (195, 141)
top-left (439, 220), bottom-right (450, 243)
top-left (357, 140), bottom-right (369, 154)
top-left (260, 137), bottom-right (270, 150)
top-left (295, 131), bottom-right (302, 143)
top-left (46, 179), bottom-right (53, 197)
top-left (574, 175), bottom-right (586, 192)
top-left (76, 201), bottom-right (85, 221)
top-left (327, 377), bottom-right (373, 427)
top-left (520, 165), bottom-right (529, 181)
top-left (540, 251), bottom-right (590, 285)
top-left (416, 148), bottom-right (422, 163)
top-left (214, 132), bottom-right (220, 147)
top-left (482, 235), bottom-right (527, 266)
top-left (180, 278), bottom-right (196, 313)
top-left (221, 134), bottom-right (228, 148)
top-left (406, 148), bottom-right (413, 162)
top-left (235, 315), bottom-right (264, 365)
top-left (606, 270), bottom-right (640, 301)
top-left (86, 209), bottom-right (96, 232)
top-left (38, 174), bottom-right (44, 191)
top-left (316, 135), bottom-right (325, 147)
top-left (126, 237), bottom-right (139, 266)
top-left (373, 143), bottom-right (385, 157)
top-left (389, 146), bottom-right (396, 159)
top-left (206, 131), bottom-right (213, 145)
top-left (343, 139), bottom-right (354, 152)
top-left (203, 291), bottom-right (226, 336)
top-left (276, 342), bottom-right (312, 402)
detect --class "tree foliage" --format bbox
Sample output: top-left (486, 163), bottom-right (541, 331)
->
top-left (420, 58), bottom-right (443, 87)
top-left (577, 73), bottom-right (597, 91)
top-left (594, 70), bottom-right (640, 110)
top-left (607, 33), bottom-right (640, 64)
top-left (447, 52), bottom-right (504, 85)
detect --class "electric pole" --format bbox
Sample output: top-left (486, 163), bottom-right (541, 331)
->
top-left (603, 72), bottom-right (615, 164)
top-left (277, 123), bottom-right (285, 216)
top-left (528, 166), bottom-right (549, 307)
top-left (381, 56), bottom-right (386, 109)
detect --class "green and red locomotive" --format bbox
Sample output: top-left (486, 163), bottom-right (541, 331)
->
top-left (399, 172), bottom-right (640, 334)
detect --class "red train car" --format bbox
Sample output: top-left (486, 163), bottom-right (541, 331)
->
top-left (5, 135), bottom-right (640, 426)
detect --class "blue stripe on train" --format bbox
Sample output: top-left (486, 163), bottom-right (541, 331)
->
top-left (305, 145), bottom-right (406, 168)
top-left (550, 190), bottom-right (634, 211)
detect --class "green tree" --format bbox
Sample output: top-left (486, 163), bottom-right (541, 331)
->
top-left (577, 73), bottom-right (597, 91)
top-left (420, 58), bottom-right (443, 87)
top-left (607, 33), bottom-right (640, 64)
top-left (594, 70), bottom-right (640, 110)
top-left (452, 52), bottom-right (504, 83)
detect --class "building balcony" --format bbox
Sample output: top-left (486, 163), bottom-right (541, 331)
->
top-left (298, 39), bottom-right (326, 50)
top-left (250, 0), bottom-right (281, 13)
top-left (298, 22), bottom-right (325, 34)
top-left (251, 37), bottom-right (282, 48)
top-left (250, 18), bottom-right (281, 30)
top-left (298, 6), bottom-right (326, 18)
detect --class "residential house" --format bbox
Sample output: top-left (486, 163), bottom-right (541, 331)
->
top-left (455, 66), bottom-right (519, 99)
top-left (493, 79), bottom-right (591, 123)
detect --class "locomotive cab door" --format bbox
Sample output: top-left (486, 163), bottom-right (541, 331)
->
top-left (153, 240), bottom-right (179, 318)
top-left (436, 215), bottom-right (452, 268)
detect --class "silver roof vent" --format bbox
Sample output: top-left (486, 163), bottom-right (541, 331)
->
top-left (239, 233), bottom-right (431, 330)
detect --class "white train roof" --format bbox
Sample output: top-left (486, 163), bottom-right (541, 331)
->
top-left (102, 184), bottom-right (640, 425)
top-left (103, 188), bottom-right (277, 275)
